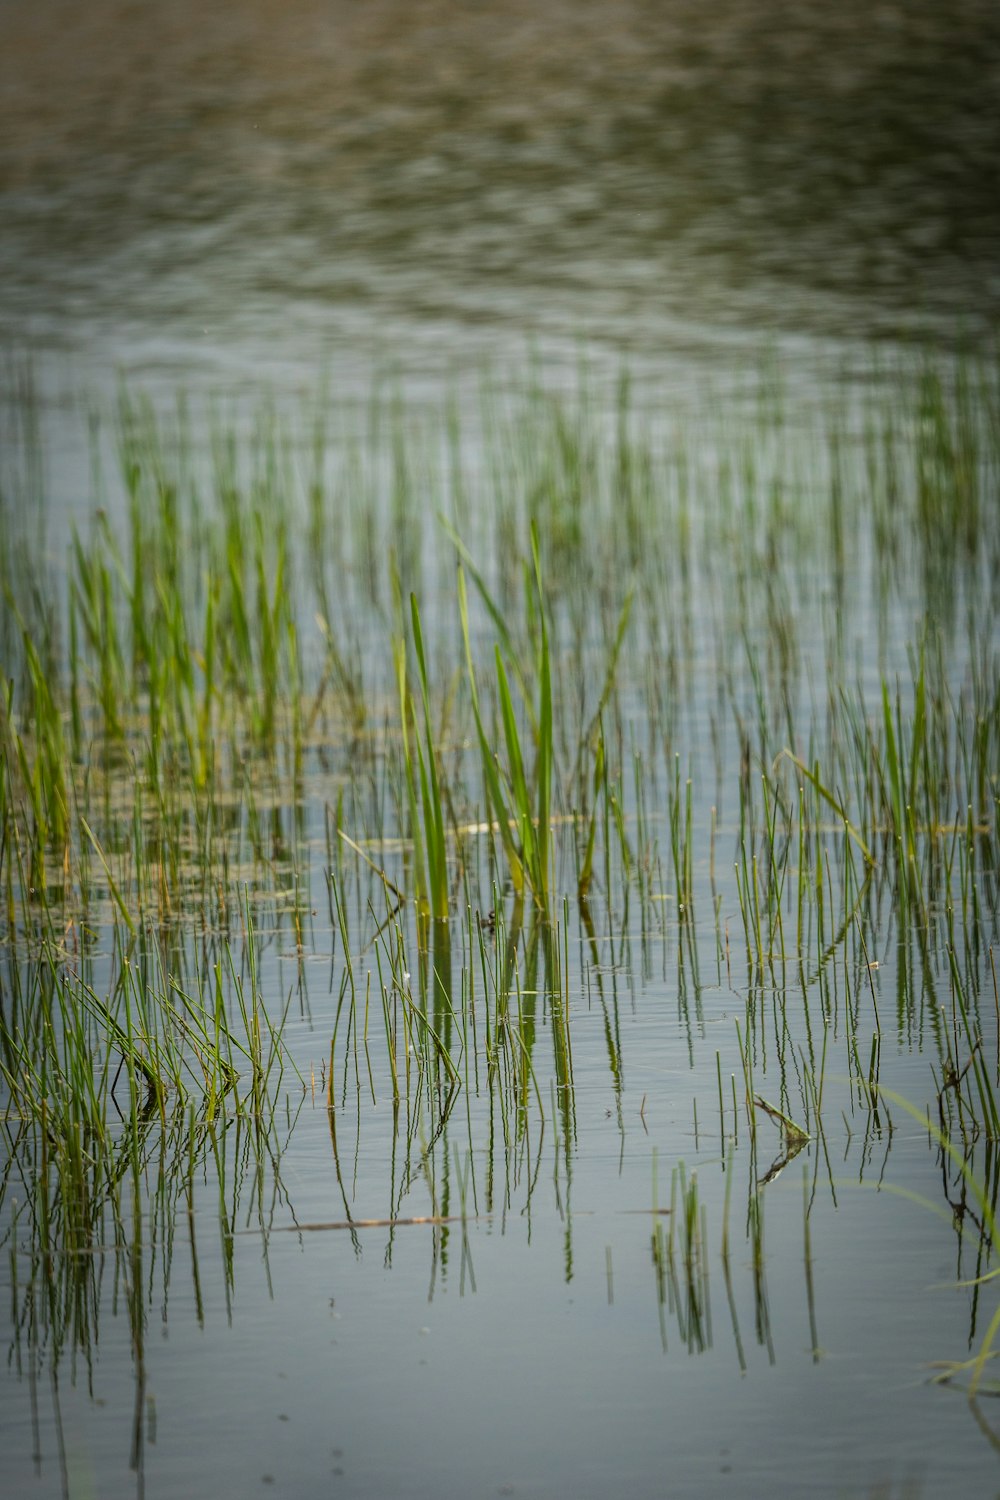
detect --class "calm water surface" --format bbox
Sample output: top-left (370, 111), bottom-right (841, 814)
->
top-left (2, 0), bottom-right (999, 397)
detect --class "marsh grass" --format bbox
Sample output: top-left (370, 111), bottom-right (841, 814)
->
top-left (1, 350), bottom-right (999, 1411)
top-left (457, 524), bottom-right (555, 914)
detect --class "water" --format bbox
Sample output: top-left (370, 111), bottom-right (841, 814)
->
top-left (2, 4), bottom-right (1000, 1498)
top-left (7, 1157), bottom-right (991, 1498)
top-left (2, 0), bottom-right (999, 400)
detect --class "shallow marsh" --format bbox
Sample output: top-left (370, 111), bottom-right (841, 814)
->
top-left (1, 354), bottom-right (999, 1497)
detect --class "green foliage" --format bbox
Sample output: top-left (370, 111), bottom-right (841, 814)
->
top-left (458, 523), bottom-right (554, 913)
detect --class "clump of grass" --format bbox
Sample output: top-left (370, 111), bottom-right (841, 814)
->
top-left (458, 522), bottom-right (554, 914)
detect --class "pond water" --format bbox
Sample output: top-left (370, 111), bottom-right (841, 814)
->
top-left (2, 5), bottom-right (1000, 1500)
top-left (2, 0), bottom-right (999, 398)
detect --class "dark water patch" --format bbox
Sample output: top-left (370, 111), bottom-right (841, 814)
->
top-left (2, 0), bottom-right (998, 390)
